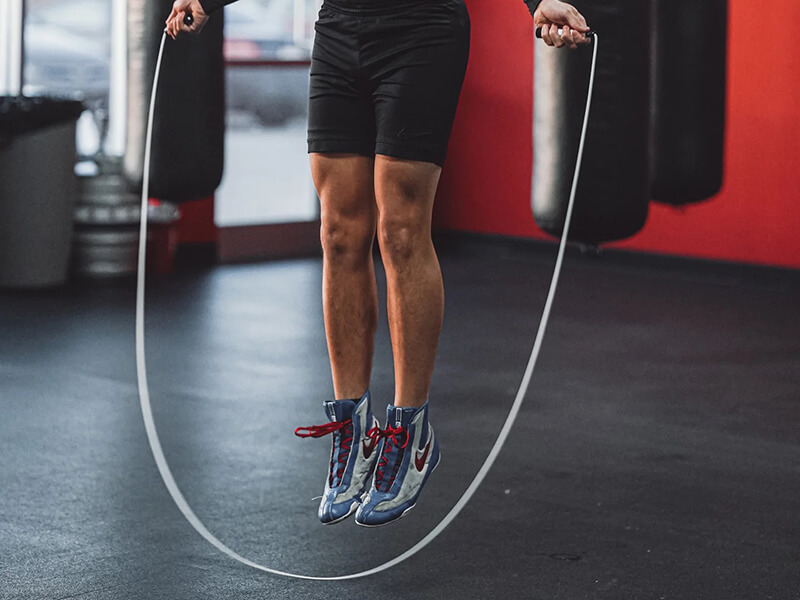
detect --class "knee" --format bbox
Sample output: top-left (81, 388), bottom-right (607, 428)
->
top-left (375, 158), bottom-right (438, 266)
top-left (320, 211), bottom-right (375, 266)
top-left (377, 215), bottom-right (429, 266)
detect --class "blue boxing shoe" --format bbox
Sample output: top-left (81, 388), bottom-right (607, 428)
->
top-left (355, 402), bottom-right (440, 527)
top-left (294, 391), bottom-right (380, 524)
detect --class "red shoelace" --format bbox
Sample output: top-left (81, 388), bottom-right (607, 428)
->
top-left (370, 425), bottom-right (409, 492)
top-left (294, 421), bottom-right (410, 490)
top-left (295, 420), bottom-right (354, 486)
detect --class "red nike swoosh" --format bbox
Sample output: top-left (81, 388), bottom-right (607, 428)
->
top-left (415, 440), bottom-right (431, 472)
top-left (362, 437), bottom-right (377, 459)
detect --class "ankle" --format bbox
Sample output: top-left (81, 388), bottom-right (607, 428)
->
top-left (391, 396), bottom-right (429, 409)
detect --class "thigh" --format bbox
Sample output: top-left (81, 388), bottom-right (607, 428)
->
top-left (366, 0), bottom-right (471, 167)
top-left (308, 6), bottom-right (376, 158)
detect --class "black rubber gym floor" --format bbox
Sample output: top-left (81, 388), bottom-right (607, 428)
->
top-left (2, 238), bottom-right (799, 599)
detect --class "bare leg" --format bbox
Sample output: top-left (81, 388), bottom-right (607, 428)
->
top-left (374, 155), bottom-right (444, 408)
top-left (310, 153), bottom-right (378, 401)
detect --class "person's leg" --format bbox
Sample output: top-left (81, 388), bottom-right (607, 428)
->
top-left (356, 153), bottom-right (444, 527)
top-left (299, 3), bottom-right (384, 526)
top-left (360, 0), bottom-right (468, 409)
top-left (374, 155), bottom-right (443, 408)
top-left (301, 153), bottom-right (382, 524)
top-left (310, 153), bottom-right (379, 401)
top-left (355, 0), bottom-right (468, 526)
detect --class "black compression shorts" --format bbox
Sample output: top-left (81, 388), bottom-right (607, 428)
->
top-left (307, 0), bottom-right (471, 167)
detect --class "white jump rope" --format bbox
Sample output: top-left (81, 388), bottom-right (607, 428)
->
top-left (136, 24), bottom-right (598, 581)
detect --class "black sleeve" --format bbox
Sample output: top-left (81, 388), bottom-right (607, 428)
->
top-left (523, 0), bottom-right (542, 17)
top-left (199, 0), bottom-right (238, 16)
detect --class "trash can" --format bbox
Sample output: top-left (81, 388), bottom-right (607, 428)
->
top-left (0, 96), bottom-right (84, 288)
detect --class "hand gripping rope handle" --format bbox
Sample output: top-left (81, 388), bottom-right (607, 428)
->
top-left (135, 30), bottom-right (599, 581)
top-left (535, 26), bottom-right (595, 39)
top-left (162, 11), bottom-right (194, 34)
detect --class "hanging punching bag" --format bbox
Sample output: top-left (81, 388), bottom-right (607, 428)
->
top-left (125, 0), bottom-right (225, 202)
top-left (650, 0), bottom-right (727, 204)
top-left (532, 0), bottom-right (650, 245)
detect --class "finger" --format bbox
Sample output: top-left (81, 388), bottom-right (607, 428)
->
top-left (541, 23), bottom-right (554, 46)
top-left (563, 27), bottom-right (577, 49)
top-left (177, 11), bottom-right (190, 34)
top-left (551, 23), bottom-right (565, 48)
top-left (171, 10), bottom-right (182, 35)
top-left (567, 6), bottom-right (590, 32)
top-left (171, 12), bottom-right (182, 37)
top-left (167, 8), bottom-right (178, 34)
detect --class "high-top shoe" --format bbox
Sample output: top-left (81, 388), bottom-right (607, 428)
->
top-left (355, 401), bottom-right (440, 527)
top-left (295, 390), bottom-right (380, 524)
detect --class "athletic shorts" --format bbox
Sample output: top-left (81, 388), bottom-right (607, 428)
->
top-left (307, 0), bottom-right (471, 167)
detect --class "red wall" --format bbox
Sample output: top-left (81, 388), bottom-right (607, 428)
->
top-left (435, 0), bottom-right (800, 269)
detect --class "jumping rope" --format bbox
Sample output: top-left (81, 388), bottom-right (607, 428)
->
top-left (136, 25), bottom-right (598, 581)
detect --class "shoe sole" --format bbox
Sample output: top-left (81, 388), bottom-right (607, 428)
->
top-left (355, 450), bottom-right (441, 528)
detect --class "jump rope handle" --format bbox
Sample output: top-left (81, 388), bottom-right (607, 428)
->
top-left (535, 26), bottom-right (595, 42)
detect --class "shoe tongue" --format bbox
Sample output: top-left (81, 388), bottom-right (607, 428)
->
top-left (386, 404), bottom-right (417, 429)
top-left (325, 399), bottom-right (357, 422)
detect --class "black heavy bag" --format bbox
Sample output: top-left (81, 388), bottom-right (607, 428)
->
top-left (125, 0), bottom-right (225, 202)
top-left (650, 0), bottom-right (727, 204)
top-left (532, 0), bottom-right (650, 245)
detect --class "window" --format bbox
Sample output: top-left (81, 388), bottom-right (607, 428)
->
top-left (216, 0), bottom-right (321, 228)
top-left (23, 0), bottom-right (111, 156)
